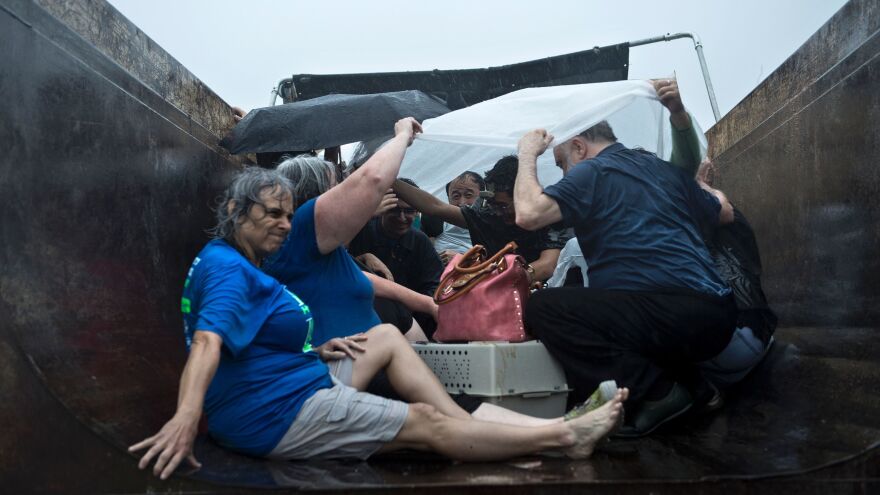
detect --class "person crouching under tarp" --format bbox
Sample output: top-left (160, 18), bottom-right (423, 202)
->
top-left (694, 158), bottom-right (777, 395)
top-left (513, 118), bottom-right (737, 438)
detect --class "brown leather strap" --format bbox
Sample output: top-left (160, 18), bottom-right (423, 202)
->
top-left (448, 245), bottom-right (487, 274)
top-left (433, 242), bottom-right (519, 304)
top-left (452, 242), bottom-right (518, 274)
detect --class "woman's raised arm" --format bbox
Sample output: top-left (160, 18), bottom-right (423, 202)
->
top-left (313, 118), bottom-right (422, 254)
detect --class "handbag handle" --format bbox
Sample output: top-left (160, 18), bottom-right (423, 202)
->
top-left (433, 242), bottom-right (519, 305)
top-left (452, 242), bottom-right (518, 274)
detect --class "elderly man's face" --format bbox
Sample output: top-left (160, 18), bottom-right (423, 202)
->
top-left (553, 142), bottom-right (576, 175)
top-left (380, 198), bottom-right (417, 238)
top-left (448, 177), bottom-right (481, 207)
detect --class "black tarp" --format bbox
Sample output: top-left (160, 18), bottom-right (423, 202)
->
top-left (219, 90), bottom-right (449, 155)
top-left (279, 43), bottom-right (630, 110)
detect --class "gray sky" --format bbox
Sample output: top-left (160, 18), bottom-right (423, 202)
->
top-left (108, 0), bottom-right (845, 131)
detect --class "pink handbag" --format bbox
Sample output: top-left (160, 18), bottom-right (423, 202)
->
top-left (432, 242), bottom-right (532, 342)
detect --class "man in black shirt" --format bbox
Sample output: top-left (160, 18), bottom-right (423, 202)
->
top-left (349, 186), bottom-right (444, 298)
top-left (392, 156), bottom-right (570, 283)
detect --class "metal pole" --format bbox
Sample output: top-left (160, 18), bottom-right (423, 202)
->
top-left (627, 32), bottom-right (721, 122)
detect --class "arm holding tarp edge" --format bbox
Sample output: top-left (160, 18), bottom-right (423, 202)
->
top-left (392, 179), bottom-right (468, 228)
top-left (669, 114), bottom-right (703, 176)
top-left (652, 79), bottom-right (703, 176)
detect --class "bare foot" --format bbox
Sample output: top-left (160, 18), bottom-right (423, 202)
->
top-left (564, 388), bottom-right (629, 459)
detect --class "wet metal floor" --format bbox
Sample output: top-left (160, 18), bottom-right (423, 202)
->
top-left (2, 0), bottom-right (879, 492)
top-left (179, 327), bottom-right (880, 491)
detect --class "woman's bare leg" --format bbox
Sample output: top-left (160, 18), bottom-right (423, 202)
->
top-left (350, 324), bottom-right (471, 419)
top-left (403, 319), bottom-right (428, 342)
top-left (350, 323), bottom-right (598, 427)
top-left (472, 403), bottom-right (561, 427)
top-left (379, 389), bottom-right (628, 461)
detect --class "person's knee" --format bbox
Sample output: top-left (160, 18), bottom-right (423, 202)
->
top-left (367, 323), bottom-right (412, 356)
top-left (526, 289), bottom-right (556, 315)
top-left (408, 403), bottom-right (453, 441)
top-left (392, 402), bottom-right (452, 449)
top-left (410, 402), bottom-right (442, 420)
top-left (369, 323), bottom-right (405, 342)
top-left (525, 289), bottom-right (556, 335)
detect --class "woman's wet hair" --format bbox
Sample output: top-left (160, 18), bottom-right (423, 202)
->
top-left (209, 167), bottom-right (293, 241)
top-left (445, 171), bottom-right (486, 196)
top-left (276, 154), bottom-right (336, 206)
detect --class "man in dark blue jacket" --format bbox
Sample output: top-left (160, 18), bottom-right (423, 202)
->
top-left (513, 121), bottom-right (736, 437)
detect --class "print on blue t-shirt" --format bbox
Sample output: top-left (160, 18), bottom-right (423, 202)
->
top-left (181, 239), bottom-right (332, 456)
top-left (262, 198), bottom-right (380, 345)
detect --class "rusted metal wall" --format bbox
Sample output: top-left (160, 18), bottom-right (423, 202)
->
top-left (33, 0), bottom-right (238, 141)
top-left (1, 0), bottom-right (877, 493)
top-left (0, 0), bottom-right (238, 491)
top-left (707, 0), bottom-right (880, 327)
top-left (706, 0), bottom-right (880, 157)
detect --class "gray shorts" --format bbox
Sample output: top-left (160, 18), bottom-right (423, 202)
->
top-left (267, 358), bottom-right (410, 461)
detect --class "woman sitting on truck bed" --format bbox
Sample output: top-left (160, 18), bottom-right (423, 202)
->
top-left (129, 119), bottom-right (627, 479)
top-left (262, 153), bottom-right (505, 417)
top-left (264, 153), bottom-right (435, 344)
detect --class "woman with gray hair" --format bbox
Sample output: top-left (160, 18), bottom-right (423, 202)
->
top-left (270, 153), bottom-right (533, 417)
top-left (269, 153), bottom-right (434, 342)
top-left (129, 118), bottom-right (628, 479)
top-left (275, 154), bottom-right (338, 209)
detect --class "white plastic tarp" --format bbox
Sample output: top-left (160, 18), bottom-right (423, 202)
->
top-left (397, 79), bottom-right (705, 198)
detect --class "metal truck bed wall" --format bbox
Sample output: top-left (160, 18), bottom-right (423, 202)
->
top-left (0, 0), bottom-right (878, 493)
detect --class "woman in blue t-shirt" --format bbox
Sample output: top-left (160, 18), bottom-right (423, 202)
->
top-left (262, 154), bottom-right (436, 345)
top-left (129, 119), bottom-right (627, 480)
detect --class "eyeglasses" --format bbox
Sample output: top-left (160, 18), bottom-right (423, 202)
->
top-left (487, 201), bottom-right (512, 213)
top-left (389, 207), bottom-right (417, 217)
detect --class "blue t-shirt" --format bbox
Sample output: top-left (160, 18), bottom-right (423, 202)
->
top-left (544, 143), bottom-right (730, 297)
top-left (181, 239), bottom-right (332, 457)
top-left (262, 198), bottom-right (381, 346)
